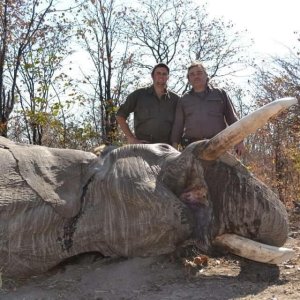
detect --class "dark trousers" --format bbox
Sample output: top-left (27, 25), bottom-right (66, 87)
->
top-left (180, 137), bottom-right (199, 148)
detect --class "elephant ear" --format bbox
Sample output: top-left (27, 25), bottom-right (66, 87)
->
top-left (1, 137), bottom-right (97, 218)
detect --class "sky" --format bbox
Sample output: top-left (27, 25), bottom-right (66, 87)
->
top-left (67, 0), bottom-right (300, 87)
top-left (204, 0), bottom-right (299, 56)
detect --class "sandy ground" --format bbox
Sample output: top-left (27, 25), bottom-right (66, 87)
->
top-left (1, 212), bottom-right (300, 300)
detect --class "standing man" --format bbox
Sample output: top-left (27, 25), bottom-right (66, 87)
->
top-left (116, 63), bottom-right (179, 145)
top-left (171, 61), bottom-right (245, 156)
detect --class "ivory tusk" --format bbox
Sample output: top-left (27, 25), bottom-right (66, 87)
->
top-left (197, 97), bottom-right (298, 160)
top-left (213, 233), bottom-right (295, 265)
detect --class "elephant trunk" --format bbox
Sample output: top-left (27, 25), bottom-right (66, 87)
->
top-left (202, 158), bottom-right (289, 247)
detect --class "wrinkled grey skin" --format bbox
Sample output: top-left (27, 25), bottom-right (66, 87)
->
top-left (0, 136), bottom-right (288, 278)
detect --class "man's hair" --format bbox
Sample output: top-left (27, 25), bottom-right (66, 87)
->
top-left (151, 63), bottom-right (170, 77)
top-left (187, 61), bottom-right (208, 74)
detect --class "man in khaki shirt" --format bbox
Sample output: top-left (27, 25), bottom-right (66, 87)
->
top-left (116, 63), bottom-right (179, 145)
top-left (171, 61), bottom-right (245, 156)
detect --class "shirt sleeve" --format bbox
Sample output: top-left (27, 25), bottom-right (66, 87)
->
top-left (116, 90), bottom-right (138, 119)
top-left (170, 98), bottom-right (185, 144)
top-left (222, 90), bottom-right (239, 125)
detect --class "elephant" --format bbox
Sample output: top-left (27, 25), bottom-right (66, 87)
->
top-left (0, 97), bottom-right (297, 278)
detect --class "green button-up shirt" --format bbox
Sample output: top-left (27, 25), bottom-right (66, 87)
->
top-left (117, 85), bottom-right (179, 144)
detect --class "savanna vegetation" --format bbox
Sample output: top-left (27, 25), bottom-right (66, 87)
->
top-left (1, 0), bottom-right (299, 204)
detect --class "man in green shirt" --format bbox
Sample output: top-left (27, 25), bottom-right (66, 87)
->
top-left (171, 61), bottom-right (245, 156)
top-left (116, 63), bottom-right (179, 145)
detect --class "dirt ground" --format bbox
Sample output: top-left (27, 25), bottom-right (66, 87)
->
top-left (1, 212), bottom-right (300, 300)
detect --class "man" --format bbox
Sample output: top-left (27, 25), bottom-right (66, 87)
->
top-left (116, 63), bottom-right (179, 145)
top-left (171, 61), bottom-right (245, 156)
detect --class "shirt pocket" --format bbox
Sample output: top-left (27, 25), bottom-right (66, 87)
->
top-left (138, 107), bottom-right (151, 118)
top-left (207, 98), bottom-right (223, 115)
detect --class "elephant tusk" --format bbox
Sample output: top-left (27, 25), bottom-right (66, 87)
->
top-left (213, 233), bottom-right (295, 265)
top-left (196, 97), bottom-right (298, 160)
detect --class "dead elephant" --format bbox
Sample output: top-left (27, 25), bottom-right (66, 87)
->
top-left (0, 97), bottom-right (297, 277)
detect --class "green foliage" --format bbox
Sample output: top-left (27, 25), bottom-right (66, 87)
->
top-left (0, 0), bottom-right (58, 137)
top-left (51, 102), bottom-right (63, 116)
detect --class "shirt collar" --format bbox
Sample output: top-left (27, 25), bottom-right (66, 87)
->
top-left (189, 85), bottom-right (211, 95)
top-left (148, 85), bottom-right (170, 98)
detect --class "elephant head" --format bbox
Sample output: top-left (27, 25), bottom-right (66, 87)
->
top-left (159, 97), bottom-right (298, 263)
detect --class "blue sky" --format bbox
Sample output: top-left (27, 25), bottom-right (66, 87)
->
top-left (204, 0), bottom-right (299, 56)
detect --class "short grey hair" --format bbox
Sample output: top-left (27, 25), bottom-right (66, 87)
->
top-left (187, 61), bottom-right (208, 75)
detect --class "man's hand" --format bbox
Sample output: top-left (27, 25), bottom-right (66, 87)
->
top-left (172, 143), bottom-right (179, 150)
top-left (234, 141), bottom-right (246, 156)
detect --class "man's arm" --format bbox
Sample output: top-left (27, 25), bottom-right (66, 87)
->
top-left (222, 90), bottom-right (246, 156)
top-left (234, 141), bottom-right (246, 156)
top-left (116, 89), bottom-right (147, 144)
top-left (116, 116), bottom-right (146, 144)
top-left (222, 90), bottom-right (239, 125)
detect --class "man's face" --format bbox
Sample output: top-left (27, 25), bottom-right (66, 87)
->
top-left (188, 65), bottom-right (208, 91)
top-left (152, 67), bottom-right (169, 86)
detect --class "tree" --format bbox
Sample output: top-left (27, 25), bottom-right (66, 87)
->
top-left (0, 0), bottom-right (56, 137)
top-left (71, 0), bottom-right (253, 146)
top-left (14, 18), bottom-right (75, 145)
top-left (122, 0), bottom-right (252, 94)
top-left (76, 0), bottom-right (133, 145)
top-left (248, 35), bottom-right (300, 203)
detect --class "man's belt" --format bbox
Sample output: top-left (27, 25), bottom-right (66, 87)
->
top-left (138, 134), bottom-right (169, 144)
